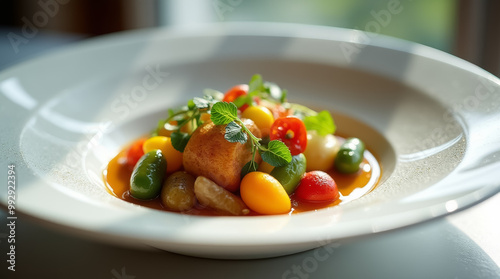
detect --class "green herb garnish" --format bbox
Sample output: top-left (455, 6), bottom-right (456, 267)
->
top-left (232, 74), bottom-right (288, 110)
top-left (152, 94), bottom-right (220, 152)
top-left (211, 102), bottom-right (292, 167)
top-left (303, 110), bottom-right (336, 136)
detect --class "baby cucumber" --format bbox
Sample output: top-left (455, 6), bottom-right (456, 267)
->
top-left (270, 153), bottom-right (307, 194)
top-left (334, 137), bottom-right (365, 173)
top-left (130, 149), bottom-right (167, 200)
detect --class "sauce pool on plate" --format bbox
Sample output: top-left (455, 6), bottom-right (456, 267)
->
top-left (103, 135), bottom-right (381, 216)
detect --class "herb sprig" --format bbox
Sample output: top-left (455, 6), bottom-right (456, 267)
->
top-left (232, 74), bottom-right (288, 109)
top-left (211, 102), bottom-right (292, 168)
top-left (152, 94), bottom-right (220, 152)
top-left (152, 74), bottom-right (335, 175)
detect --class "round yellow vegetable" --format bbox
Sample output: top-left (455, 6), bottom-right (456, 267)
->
top-left (143, 136), bottom-right (183, 173)
top-left (240, 172), bottom-right (291, 215)
top-left (241, 105), bottom-right (274, 137)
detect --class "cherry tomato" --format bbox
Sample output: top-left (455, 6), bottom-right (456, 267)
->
top-left (294, 171), bottom-right (339, 202)
top-left (126, 138), bottom-right (147, 168)
top-left (270, 116), bottom-right (307, 155)
top-left (223, 84), bottom-right (249, 111)
top-left (241, 105), bottom-right (274, 137)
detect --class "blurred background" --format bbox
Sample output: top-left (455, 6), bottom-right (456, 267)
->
top-left (0, 0), bottom-right (499, 77)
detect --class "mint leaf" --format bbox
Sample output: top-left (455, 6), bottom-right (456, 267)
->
top-left (304, 110), bottom-right (336, 136)
top-left (248, 74), bottom-right (264, 93)
top-left (211, 102), bottom-right (237, 125)
top-left (241, 160), bottom-right (259, 178)
top-left (171, 132), bottom-right (191, 152)
top-left (224, 121), bottom-right (248, 144)
top-left (261, 140), bottom-right (292, 167)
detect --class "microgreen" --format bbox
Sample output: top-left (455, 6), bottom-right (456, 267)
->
top-left (203, 88), bottom-right (224, 100)
top-left (231, 74), bottom-right (288, 111)
top-left (260, 140), bottom-right (292, 167)
top-left (248, 74), bottom-right (264, 93)
top-left (210, 102), bottom-right (238, 125)
top-left (170, 132), bottom-right (191, 152)
top-left (152, 74), bottom-right (304, 167)
top-left (264, 82), bottom-right (287, 103)
top-left (240, 160), bottom-right (259, 178)
top-left (224, 121), bottom-right (248, 144)
top-left (152, 94), bottom-right (219, 151)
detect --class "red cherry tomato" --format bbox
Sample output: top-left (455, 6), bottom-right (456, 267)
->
top-left (126, 138), bottom-right (146, 168)
top-left (270, 116), bottom-right (307, 155)
top-left (223, 84), bottom-right (249, 111)
top-left (295, 171), bottom-right (339, 202)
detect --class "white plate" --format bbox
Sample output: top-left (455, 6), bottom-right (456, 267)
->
top-left (1, 23), bottom-right (500, 259)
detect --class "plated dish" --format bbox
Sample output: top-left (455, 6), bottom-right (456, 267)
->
top-left (1, 23), bottom-right (499, 259)
top-left (104, 74), bottom-right (381, 216)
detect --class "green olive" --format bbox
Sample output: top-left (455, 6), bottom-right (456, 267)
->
top-left (270, 153), bottom-right (307, 194)
top-left (334, 137), bottom-right (365, 173)
top-left (130, 150), bottom-right (167, 200)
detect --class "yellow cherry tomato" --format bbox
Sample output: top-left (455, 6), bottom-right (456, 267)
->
top-left (241, 105), bottom-right (274, 137)
top-left (240, 172), bottom-right (291, 215)
top-left (143, 136), bottom-right (183, 173)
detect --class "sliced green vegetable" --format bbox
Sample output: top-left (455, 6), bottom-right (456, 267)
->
top-left (270, 153), bottom-right (307, 194)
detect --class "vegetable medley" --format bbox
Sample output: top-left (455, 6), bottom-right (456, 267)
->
top-left (110, 74), bottom-right (370, 215)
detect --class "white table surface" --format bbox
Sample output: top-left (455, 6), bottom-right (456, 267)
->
top-left (1, 29), bottom-right (499, 279)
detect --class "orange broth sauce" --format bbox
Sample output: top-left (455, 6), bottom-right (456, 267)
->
top-left (103, 136), bottom-right (381, 216)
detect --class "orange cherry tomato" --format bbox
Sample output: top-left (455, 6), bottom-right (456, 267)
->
top-left (270, 116), bottom-right (308, 155)
top-left (240, 172), bottom-right (291, 215)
